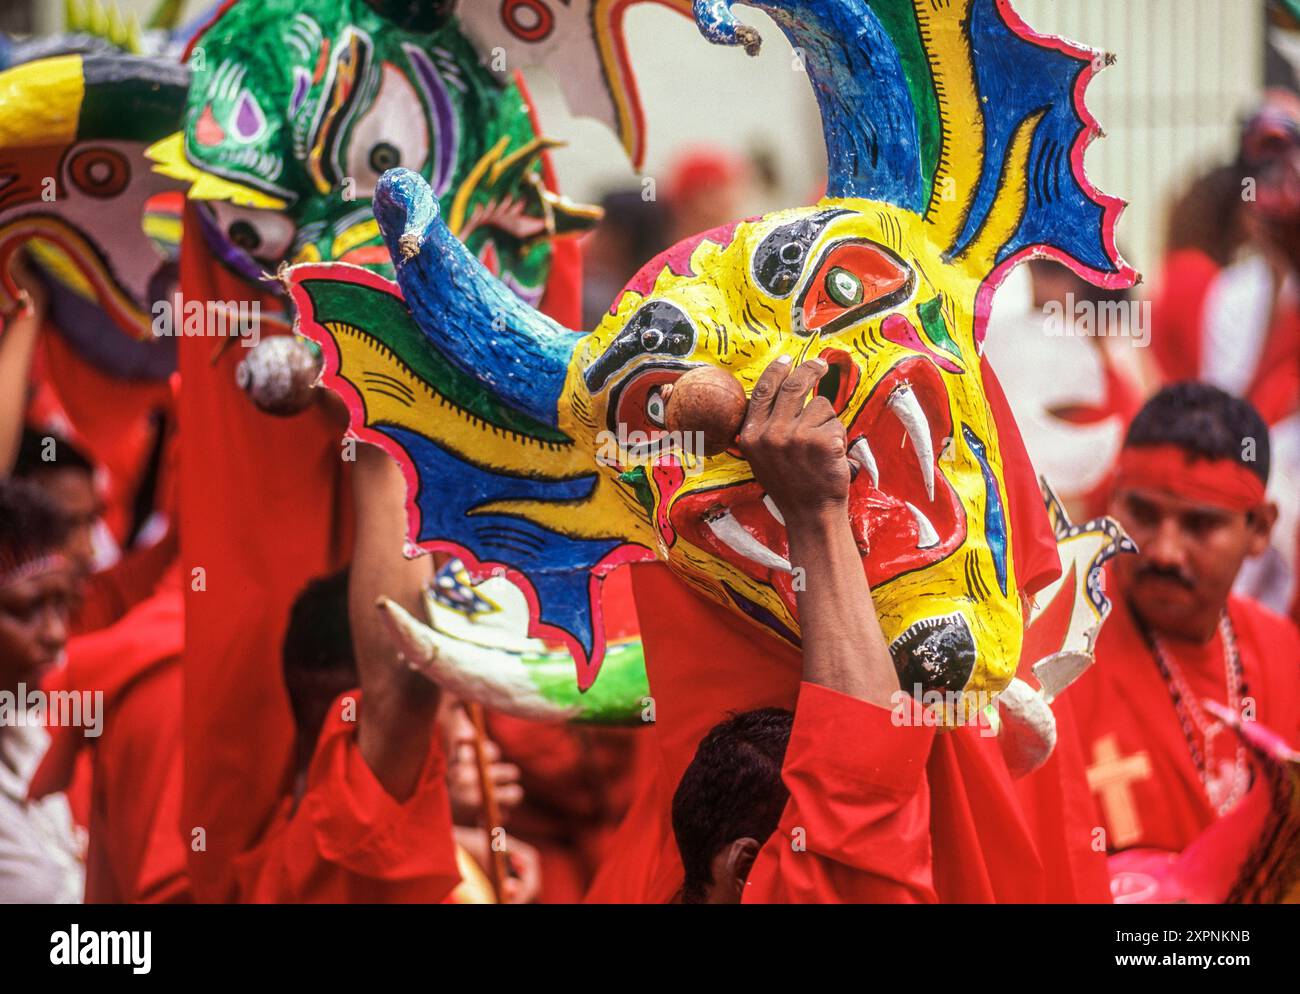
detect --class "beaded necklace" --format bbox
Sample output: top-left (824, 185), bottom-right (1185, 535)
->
top-left (1141, 611), bottom-right (1251, 816)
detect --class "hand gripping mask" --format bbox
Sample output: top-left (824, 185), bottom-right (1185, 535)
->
top-left (289, 0), bottom-right (1137, 718)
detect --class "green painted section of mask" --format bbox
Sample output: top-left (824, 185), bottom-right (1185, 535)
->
top-left (181, 0), bottom-right (559, 294)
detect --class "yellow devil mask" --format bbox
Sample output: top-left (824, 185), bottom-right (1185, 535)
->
top-left (288, 0), bottom-right (1135, 710)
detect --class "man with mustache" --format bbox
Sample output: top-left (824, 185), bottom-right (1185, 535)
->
top-left (1073, 382), bottom-right (1300, 858)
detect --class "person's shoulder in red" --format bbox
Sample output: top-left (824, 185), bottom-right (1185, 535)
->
top-left (233, 690), bottom-right (460, 904)
top-left (743, 683), bottom-right (936, 904)
top-left (85, 655), bottom-right (188, 903)
top-left (1226, 592), bottom-right (1300, 744)
top-left (30, 576), bottom-right (189, 902)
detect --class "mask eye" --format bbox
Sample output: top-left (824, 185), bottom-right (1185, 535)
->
top-left (228, 220), bottom-right (261, 253)
top-left (345, 64), bottom-right (430, 199)
top-left (368, 142), bottom-right (402, 173)
top-left (605, 364), bottom-right (690, 460)
top-left (67, 147), bottom-right (130, 199)
top-left (825, 267), bottom-right (863, 308)
top-left (794, 239), bottom-right (915, 337)
top-left (584, 300), bottom-right (697, 393)
top-left (645, 389), bottom-right (667, 428)
top-left (207, 201), bottom-right (297, 265)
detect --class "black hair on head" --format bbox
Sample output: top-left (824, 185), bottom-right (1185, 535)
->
top-left (1125, 381), bottom-right (1270, 484)
top-left (0, 478), bottom-right (70, 576)
top-left (671, 707), bottom-right (793, 905)
top-left (12, 426), bottom-right (94, 479)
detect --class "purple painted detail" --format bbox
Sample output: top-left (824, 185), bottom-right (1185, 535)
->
top-left (880, 313), bottom-right (964, 373)
top-left (290, 68), bottom-right (311, 117)
top-left (233, 90), bottom-right (266, 142)
top-left (45, 269), bottom-right (177, 381)
top-left (404, 44), bottom-right (457, 197)
top-left (501, 269), bottom-right (545, 308)
top-left (193, 201), bottom-right (273, 286)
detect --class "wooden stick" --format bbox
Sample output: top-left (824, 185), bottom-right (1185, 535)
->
top-left (467, 701), bottom-right (510, 902)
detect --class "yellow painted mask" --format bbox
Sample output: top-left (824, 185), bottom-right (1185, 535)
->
top-left (288, 0), bottom-right (1135, 712)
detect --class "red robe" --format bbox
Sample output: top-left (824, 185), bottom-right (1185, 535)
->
top-left (30, 571), bottom-right (189, 902)
top-left (72, 527), bottom-right (178, 636)
top-left (232, 691), bottom-right (460, 903)
top-left (178, 220), bottom-right (585, 902)
top-left (586, 363), bottom-right (1111, 903)
top-left (744, 682), bottom-right (936, 903)
top-left (1070, 579), bottom-right (1300, 854)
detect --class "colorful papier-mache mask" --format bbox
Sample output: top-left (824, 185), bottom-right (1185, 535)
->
top-left (290, 0), bottom-right (1136, 715)
top-left (147, 0), bottom-right (606, 302)
top-left (997, 482), bottom-right (1135, 777)
top-left (0, 2), bottom-right (205, 378)
top-left (0, 49), bottom-right (189, 378)
top-left (374, 559), bottom-right (651, 725)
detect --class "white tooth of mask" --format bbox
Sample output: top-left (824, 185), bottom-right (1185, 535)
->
top-left (888, 385), bottom-right (935, 501)
top-left (706, 511), bottom-right (793, 573)
top-left (762, 494), bottom-right (786, 526)
top-left (848, 437), bottom-right (879, 488)
top-left (904, 501), bottom-right (940, 549)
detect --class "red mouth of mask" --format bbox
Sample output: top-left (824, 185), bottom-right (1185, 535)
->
top-left (669, 354), bottom-right (967, 622)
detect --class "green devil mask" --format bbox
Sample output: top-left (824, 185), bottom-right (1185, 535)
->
top-left (148, 0), bottom-right (607, 297)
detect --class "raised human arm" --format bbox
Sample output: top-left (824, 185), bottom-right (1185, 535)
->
top-left (349, 441), bottom-right (441, 800)
top-left (737, 356), bottom-right (898, 707)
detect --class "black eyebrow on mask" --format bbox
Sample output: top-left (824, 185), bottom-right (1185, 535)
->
top-left (584, 299), bottom-right (697, 393)
top-left (751, 207), bottom-right (854, 299)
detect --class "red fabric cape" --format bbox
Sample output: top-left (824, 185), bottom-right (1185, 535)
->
top-left (177, 216), bottom-right (584, 901)
top-left (27, 324), bottom-right (171, 544)
top-left (31, 573), bottom-right (189, 901)
top-left (586, 361), bottom-right (1112, 903)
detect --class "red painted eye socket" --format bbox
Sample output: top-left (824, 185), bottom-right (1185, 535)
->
top-left (609, 365), bottom-right (687, 446)
top-left (797, 240), bottom-right (915, 336)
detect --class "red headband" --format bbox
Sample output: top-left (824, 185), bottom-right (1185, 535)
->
top-left (1114, 445), bottom-right (1267, 512)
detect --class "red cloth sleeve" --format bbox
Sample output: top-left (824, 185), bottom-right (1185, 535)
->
top-left (73, 540), bottom-right (178, 636)
top-left (743, 683), bottom-right (937, 903)
top-left (235, 692), bottom-right (461, 903)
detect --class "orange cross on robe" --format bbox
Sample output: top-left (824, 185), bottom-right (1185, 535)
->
top-left (1086, 734), bottom-right (1153, 848)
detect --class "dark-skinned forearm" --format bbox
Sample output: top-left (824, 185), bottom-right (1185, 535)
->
top-left (0, 306), bottom-right (40, 474)
top-left (349, 443), bottom-right (440, 801)
top-left (784, 505), bottom-right (899, 709)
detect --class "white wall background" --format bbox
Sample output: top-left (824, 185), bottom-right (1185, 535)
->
top-left (528, 0), bottom-right (1267, 278)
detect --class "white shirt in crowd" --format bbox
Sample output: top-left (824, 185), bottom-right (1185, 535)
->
top-left (0, 723), bottom-right (85, 903)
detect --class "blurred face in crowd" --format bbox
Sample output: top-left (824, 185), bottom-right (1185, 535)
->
top-left (25, 466), bottom-right (101, 582)
top-left (1109, 485), bottom-right (1274, 641)
top-left (0, 562), bottom-right (75, 692)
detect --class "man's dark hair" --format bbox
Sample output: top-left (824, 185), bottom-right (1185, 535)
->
top-left (1125, 381), bottom-right (1270, 484)
top-left (0, 478), bottom-right (70, 572)
top-left (282, 567), bottom-right (357, 740)
top-left (671, 707), bottom-right (793, 904)
top-left (12, 426), bottom-right (94, 479)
